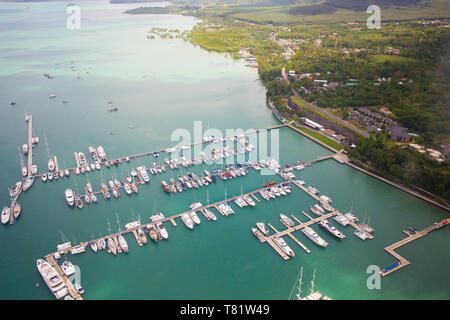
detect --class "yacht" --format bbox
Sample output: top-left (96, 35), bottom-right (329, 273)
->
top-left (75, 196), bottom-right (83, 209)
top-left (318, 220), bottom-right (345, 239)
top-left (138, 166), bottom-right (150, 183)
top-left (9, 181), bottom-right (22, 197)
top-left (118, 234), bottom-right (129, 253)
top-left (259, 190), bottom-right (270, 201)
top-left (48, 158), bottom-right (55, 172)
top-left (1, 207), bottom-right (10, 224)
top-left (280, 213), bottom-right (295, 227)
top-left (345, 212), bottom-right (359, 223)
top-left (65, 189), bottom-right (74, 206)
top-left (61, 261), bottom-right (75, 277)
top-left (333, 214), bottom-right (349, 226)
top-left (31, 164), bottom-right (38, 175)
top-left (112, 188), bottom-right (119, 198)
top-left (273, 237), bottom-right (295, 257)
top-left (21, 166), bottom-right (27, 177)
top-left (75, 283), bottom-right (84, 295)
top-left (97, 238), bottom-right (106, 250)
top-left (70, 245), bottom-right (86, 255)
top-left (78, 152), bottom-right (87, 166)
top-left (189, 211), bottom-right (201, 225)
top-left (90, 241), bottom-right (98, 252)
top-left (85, 183), bottom-right (93, 194)
top-left (97, 146), bottom-right (107, 161)
top-left (161, 180), bottom-right (171, 193)
top-left (13, 203), bottom-right (21, 219)
top-left (204, 209), bottom-right (217, 221)
top-left (301, 227), bottom-right (328, 247)
top-left (354, 229), bottom-right (369, 240)
top-left (113, 179), bottom-right (121, 188)
top-left (22, 176), bottom-right (34, 191)
top-left (181, 213), bottom-right (194, 229)
top-left (137, 228), bottom-right (147, 244)
top-left (311, 204), bottom-right (324, 216)
top-left (95, 163), bottom-right (101, 170)
top-left (124, 183), bottom-right (132, 195)
top-left (251, 227), bottom-right (266, 243)
top-left (36, 259), bottom-right (68, 299)
top-left (151, 214), bottom-right (168, 239)
top-left (256, 222), bottom-right (270, 235)
top-left (90, 163), bottom-right (96, 171)
top-left (22, 144), bottom-right (28, 155)
top-left (243, 195), bottom-right (256, 207)
top-left (131, 183), bottom-right (138, 194)
top-left (277, 186), bottom-right (287, 196)
top-left (107, 237), bottom-right (117, 255)
top-left (108, 180), bottom-right (115, 189)
top-left (234, 197), bottom-right (247, 208)
top-left (307, 186), bottom-right (319, 195)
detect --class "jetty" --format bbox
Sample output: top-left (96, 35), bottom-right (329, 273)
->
top-left (380, 219), bottom-right (448, 276)
top-left (44, 254), bottom-right (83, 300)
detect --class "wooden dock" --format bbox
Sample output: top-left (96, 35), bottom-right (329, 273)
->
top-left (27, 115), bottom-right (33, 177)
top-left (268, 223), bottom-right (310, 254)
top-left (380, 220), bottom-right (448, 276)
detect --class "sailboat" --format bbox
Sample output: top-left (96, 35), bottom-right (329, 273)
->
top-left (106, 219), bottom-right (117, 255)
top-left (18, 147), bottom-right (27, 177)
top-left (116, 213), bottom-right (128, 253)
top-left (89, 234), bottom-right (98, 252)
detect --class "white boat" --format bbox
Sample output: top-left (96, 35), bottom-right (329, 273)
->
top-left (312, 204), bottom-right (325, 215)
top-left (75, 283), bottom-right (84, 295)
top-left (48, 158), bottom-right (55, 172)
top-left (307, 186), bottom-right (319, 194)
top-left (97, 238), bottom-right (106, 250)
top-left (65, 189), bottom-right (75, 206)
top-left (234, 197), bottom-right (247, 208)
top-left (333, 214), bottom-right (349, 226)
top-left (117, 234), bottom-right (128, 252)
top-left (64, 169), bottom-right (70, 177)
top-left (124, 183), bottom-right (132, 195)
top-left (204, 209), bottom-right (217, 221)
top-left (22, 144), bottom-right (28, 155)
top-left (85, 183), bottom-right (93, 194)
top-left (318, 219), bottom-right (345, 239)
top-left (345, 212), bottom-right (358, 223)
top-left (280, 214), bottom-right (295, 227)
top-left (89, 241), bottom-right (97, 252)
top-left (137, 228), bottom-right (147, 244)
top-left (181, 213), bottom-right (194, 229)
top-left (78, 152), bottom-right (87, 165)
top-left (90, 163), bottom-right (95, 171)
top-left (273, 237), bottom-right (295, 257)
top-left (31, 164), bottom-right (37, 175)
top-left (301, 227), bottom-right (328, 247)
top-left (319, 195), bottom-right (332, 203)
top-left (91, 194), bottom-right (97, 203)
top-left (243, 195), bottom-right (256, 206)
top-left (189, 211), bottom-right (201, 225)
top-left (256, 222), bottom-right (269, 235)
top-left (22, 176), bottom-right (34, 191)
top-left (151, 214), bottom-right (168, 239)
top-left (70, 245), bottom-right (86, 255)
top-left (61, 261), bottom-right (75, 277)
top-left (21, 166), bottom-right (27, 177)
top-left (107, 237), bottom-right (117, 255)
top-left (36, 259), bottom-right (67, 299)
top-left (97, 146), bottom-right (107, 161)
top-left (49, 94), bottom-right (56, 98)
top-left (85, 164), bottom-right (91, 172)
top-left (9, 181), bottom-right (22, 197)
top-left (1, 207), bottom-right (10, 224)
top-left (354, 229), bottom-right (368, 240)
top-left (95, 163), bottom-right (101, 170)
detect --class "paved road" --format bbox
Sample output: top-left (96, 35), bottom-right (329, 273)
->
top-left (292, 90), bottom-right (370, 138)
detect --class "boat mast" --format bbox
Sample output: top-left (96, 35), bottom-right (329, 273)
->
top-left (296, 266), bottom-right (304, 300)
top-left (310, 269), bottom-right (316, 295)
top-left (115, 212), bottom-right (121, 233)
top-left (44, 133), bottom-right (50, 158)
top-left (206, 189), bottom-right (209, 205)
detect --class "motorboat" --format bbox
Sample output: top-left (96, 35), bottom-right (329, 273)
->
top-left (65, 189), bottom-right (74, 206)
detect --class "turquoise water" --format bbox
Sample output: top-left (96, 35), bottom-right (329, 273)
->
top-left (0, 1), bottom-right (449, 300)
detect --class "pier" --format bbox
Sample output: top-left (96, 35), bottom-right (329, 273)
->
top-left (380, 220), bottom-right (448, 276)
top-left (45, 254), bottom-right (83, 300)
top-left (27, 115), bottom-right (33, 177)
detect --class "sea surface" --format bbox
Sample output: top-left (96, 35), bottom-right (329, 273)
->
top-left (0, 1), bottom-right (449, 300)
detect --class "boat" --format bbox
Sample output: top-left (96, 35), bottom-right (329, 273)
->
top-left (21, 166), bottom-right (27, 177)
top-left (113, 179), bottom-right (121, 188)
top-left (97, 238), bottom-right (106, 250)
top-left (107, 237), bottom-right (117, 255)
top-left (151, 214), bottom-right (168, 239)
top-left (333, 214), bottom-right (349, 226)
top-left (61, 261), bottom-right (75, 277)
top-left (75, 283), bottom-right (84, 295)
top-left (75, 195), bottom-right (83, 209)
top-left (345, 212), bottom-right (358, 223)
top-left (9, 181), bottom-right (22, 197)
top-left (59, 170), bottom-right (64, 178)
top-left (354, 229), bottom-right (368, 240)
top-left (243, 194), bottom-right (256, 206)
top-left (234, 197), bottom-right (247, 208)
top-left (22, 144), bottom-right (28, 155)
top-left (97, 146), bottom-right (107, 161)
top-left (146, 225), bottom-right (158, 242)
top-left (307, 186), bottom-right (319, 194)
top-left (78, 152), bottom-right (87, 165)
top-left (22, 176), bottom-right (34, 191)
top-left (189, 211), bottom-right (201, 225)
top-left (137, 228), bottom-right (147, 244)
top-left (48, 158), bottom-right (55, 172)
top-left (124, 183), bottom-right (132, 195)
top-left (130, 170), bottom-right (137, 177)
top-left (131, 183), bottom-right (138, 193)
top-left (280, 214), bottom-right (295, 227)
top-left (138, 166), bottom-right (150, 183)
top-left (90, 241), bottom-right (98, 252)
top-left (160, 180), bottom-right (171, 193)
top-left (49, 94), bottom-right (56, 98)
top-left (301, 227), bottom-right (328, 247)
top-left (108, 180), bottom-right (115, 189)
top-left (251, 228), bottom-right (266, 243)
top-left (112, 188), bottom-right (119, 198)
top-left (273, 237), bottom-right (295, 257)
top-left (118, 234), bottom-right (128, 253)
top-left (310, 205), bottom-right (324, 216)
top-left (70, 245), bottom-right (86, 255)
top-left (318, 219), bottom-right (345, 239)
top-left (85, 183), bottom-right (93, 194)
top-left (181, 213), bottom-right (194, 229)
top-left (13, 203), bottom-right (21, 219)
top-left (1, 207), bottom-right (10, 224)
top-left (36, 259), bottom-right (68, 299)
top-left (204, 209), bottom-right (217, 221)
top-left (256, 222), bottom-right (270, 235)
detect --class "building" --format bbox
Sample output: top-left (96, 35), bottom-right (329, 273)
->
top-left (302, 117), bottom-right (324, 130)
top-left (390, 126), bottom-right (410, 142)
